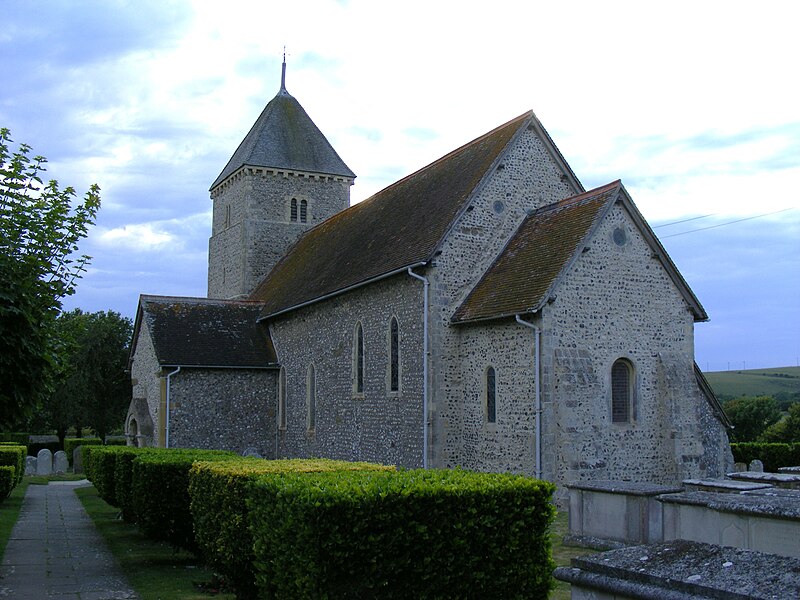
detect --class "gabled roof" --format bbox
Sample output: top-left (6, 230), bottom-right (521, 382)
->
top-left (252, 111), bottom-right (544, 319)
top-left (694, 363), bottom-right (733, 428)
top-left (129, 295), bottom-right (277, 369)
top-left (211, 84), bottom-right (355, 190)
top-left (453, 181), bottom-right (708, 323)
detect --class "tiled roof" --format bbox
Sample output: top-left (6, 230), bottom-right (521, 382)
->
top-left (251, 111), bottom-right (533, 319)
top-left (452, 182), bottom-right (620, 323)
top-left (211, 87), bottom-right (355, 190)
top-left (135, 295), bottom-right (277, 368)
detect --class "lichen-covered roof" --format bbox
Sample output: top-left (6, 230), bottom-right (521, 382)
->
top-left (134, 295), bottom-right (277, 368)
top-left (452, 182), bottom-right (620, 323)
top-left (211, 87), bottom-right (355, 190)
top-left (251, 111), bottom-right (533, 319)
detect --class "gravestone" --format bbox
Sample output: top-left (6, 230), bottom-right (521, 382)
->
top-left (242, 447), bottom-right (262, 458)
top-left (733, 462), bottom-right (748, 472)
top-left (25, 456), bottom-right (37, 476)
top-left (36, 449), bottom-right (53, 476)
top-left (53, 450), bottom-right (68, 474)
top-left (73, 447), bottom-right (84, 474)
top-left (749, 459), bottom-right (764, 472)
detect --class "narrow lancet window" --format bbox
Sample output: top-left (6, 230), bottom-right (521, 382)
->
top-left (278, 367), bottom-right (287, 430)
top-left (354, 322), bottom-right (364, 394)
top-left (612, 359), bottom-right (632, 423)
top-left (307, 364), bottom-right (316, 430)
top-left (389, 317), bottom-right (399, 392)
top-left (290, 198), bottom-right (298, 221)
top-left (486, 366), bottom-right (496, 424)
top-left (300, 198), bottom-right (308, 223)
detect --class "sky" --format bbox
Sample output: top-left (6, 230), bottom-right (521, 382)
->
top-left (1, 0), bottom-right (798, 371)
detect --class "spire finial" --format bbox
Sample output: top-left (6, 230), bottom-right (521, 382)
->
top-left (280, 46), bottom-right (287, 91)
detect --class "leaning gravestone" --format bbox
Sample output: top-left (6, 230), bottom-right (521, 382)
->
top-left (749, 459), bottom-right (765, 473)
top-left (53, 450), bottom-right (68, 474)
top-left (25, 456), bottom-right (37, 476)
top-left (242, 447), bottom-right (262, 458)
top-left (36, 448), bottom-right (53, 476)
top-left (72, 447), bottom-right (84, 474)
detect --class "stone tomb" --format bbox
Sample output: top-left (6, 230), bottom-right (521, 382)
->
top-left (566, 480), bottom-right (683, 548)
top-left (779, 466), bottom-right (800, 474)
top-left (727, 470), bottom-right (800, 490)
top-left (682, 477), bottom-right (772, 494)
top-left (555, 539), bottom-right (800, 599)
top-left (659, 490), bottom-right (800, 558)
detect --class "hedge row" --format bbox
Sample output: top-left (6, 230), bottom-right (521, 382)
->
top-left (0, 433), bottom-right (29, 445)
top-left (0, 466), bottom-right (14, 501)
top-left (0, 445), bottom-right (26, 485)
top-left (189, 458), bottom-right (395, 598)
top-left (247, 469), bottom-right (556, 600)
top-left (64, 438), bottom-right (103, 465)
top-left (731, 442), bottom-right (800, 472)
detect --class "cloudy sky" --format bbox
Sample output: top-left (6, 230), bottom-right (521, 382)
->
top-left (2, 0), bottom-right (798, 371)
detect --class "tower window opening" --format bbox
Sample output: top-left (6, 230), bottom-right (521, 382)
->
top-left (291, 198), bottom-right (298, 222)
top-left (300, 199), bottom-right (308, 223)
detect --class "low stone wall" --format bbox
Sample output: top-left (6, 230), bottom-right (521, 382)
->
top-left (555, 540), bottom-right (800, 599)
top-left (659, 490), bottom-right (800, 558)
top-left (566, 481), bottom-right (683, 548)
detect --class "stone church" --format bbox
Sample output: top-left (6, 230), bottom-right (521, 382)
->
top-left (127, 64), bottom-right (733, 497)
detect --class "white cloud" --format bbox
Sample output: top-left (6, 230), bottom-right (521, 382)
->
top-left (97, 223), bottom-right (177, 251)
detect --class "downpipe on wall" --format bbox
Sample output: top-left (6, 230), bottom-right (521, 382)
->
top-left (407, 266), bottom-right (429, 469)
top-left (164, 366), bottom-right (181, 448)
top-left (515, 315), bottom-right (542, 480)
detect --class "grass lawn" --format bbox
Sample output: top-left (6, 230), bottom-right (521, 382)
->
top-left (0, 479), bottom-right (29, 559)
top-left (75, 485), bottom-right (235, 600)
top-left (549, 511), bottom-right (598, 600)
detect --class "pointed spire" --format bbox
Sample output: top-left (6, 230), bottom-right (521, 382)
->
top-left (280, 47), bottom-right (287, 92)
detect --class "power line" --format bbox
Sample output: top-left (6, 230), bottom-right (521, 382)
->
top-left (653, 214), bottom-right (715, 228)
top-left (659, 207), bottom-right (795, 238)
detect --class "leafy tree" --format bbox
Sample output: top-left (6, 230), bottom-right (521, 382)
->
top-left (0, 128), bottom-right (100, 428)
top-left (722, 396), bottom-right (782, 442)
top-left (760, 402), bottom-right (800, 443)
top-left (43, 310), bottom-right (132, 443)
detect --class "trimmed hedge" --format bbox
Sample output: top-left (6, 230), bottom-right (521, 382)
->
top-left (0, 445), bottom-right (26, 484)
top-left (131, 449), bottom-right (237, 551)
top-left (84, 445), bottom-right (140, 507)
top-left (731, 442), bottom-right (800, 472)
top-left (189, 458), bottom-right (395, 598)
top-left (0, 433), bottom-right (29, 445)
top-left (0, 466), bottom-right (14, 501)
top-left (64, 438), bottom-right (103, 465)
top-left (247, 468), bottom-right (556, 600)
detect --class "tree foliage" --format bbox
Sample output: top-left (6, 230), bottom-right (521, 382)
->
top-left (722, 395), bottom-right (782, 442)
top-left (760, 402), bottom-right (800, 443)
top-left (42, 310), bottom-right (133, 442)
top-left (0, 128), bottom-right (100, 428)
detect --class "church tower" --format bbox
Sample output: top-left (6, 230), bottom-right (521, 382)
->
top-left (207, 60), bottom-right (355, 299)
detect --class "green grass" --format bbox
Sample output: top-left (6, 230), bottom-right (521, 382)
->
top-left (0, 479), bottom-right (29, 559)
top-left (27, 472), bottom-right (87, 485)
top-left (549, 511), bottom-right (598, 599)
top-left (76, 486), bottom-right (235, 600)
top-left (705, 366), bottom-right (800, 399)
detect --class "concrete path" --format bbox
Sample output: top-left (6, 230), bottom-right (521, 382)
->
top-left (0, 481), bottom-right (138, 599)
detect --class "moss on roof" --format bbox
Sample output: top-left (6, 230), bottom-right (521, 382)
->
top-left (251, 112), bottom-right (533, 318)
top-left (452, 182), bottom-right (621, 323)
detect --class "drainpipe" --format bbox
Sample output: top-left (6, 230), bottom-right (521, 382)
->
top-left (164, 366), bottom-right (181, 448)
top-left (407, 267), bottom-right (429, 469)
top-left (515, 315), bottom-right (542, 479)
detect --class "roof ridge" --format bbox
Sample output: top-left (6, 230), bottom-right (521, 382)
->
top-left (527, 180), bottom-right (621, 216)
top-left (141, 294), bottom-right (264, 306)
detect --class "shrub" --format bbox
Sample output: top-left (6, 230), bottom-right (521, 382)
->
top-left (64, 438), bottom-right (103, 465)
top-left (0, 445), bottom-right (25, 484)
top-left (0, 466), bottom-right (14, 501)
top-left (105, 436), bottom-right (127, 446)
top-left (84, 445), bottom-right (141, 507)
top-left (189, 458), bottom-right (395, 598)
top-left (247, 468), bottom-right (556, 600)
top-left (131, 449), bottom-right (236, 552)
top-left (0, 432), bottom-right (29, 446)
top-left (27, 441), bottom-right (61, 457)
top-left (731, 442), bottom-right (800, 472)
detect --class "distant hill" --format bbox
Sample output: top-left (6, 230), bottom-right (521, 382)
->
top-left (703, 366), bottom-right (800, 399)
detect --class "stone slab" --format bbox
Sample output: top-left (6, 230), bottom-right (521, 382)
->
top-left (659, 490), bottom-right (800, 519)
top-left (727, 471), bottom-right (800, 489)
top-left (555, 540), bottom-right (800, 600)
top-left (35, 449), bottom-right (52, 476)
top-left (779, 466), bottom-right (800, 474)
top-left (567, 480), bottom-right (684, 496)
top-left (741, 487), bottom-right (800, 500)
top-left (682, 478), bottom-right (772, 493)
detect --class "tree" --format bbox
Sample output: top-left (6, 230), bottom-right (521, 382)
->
top-left (42, 310), bottom-right (132, 443)
top-left (760, 402), bottom-right (800, 443)
top-left (0, 128), bottom-right (100, 428)
top-left (722, 396), bottom-right (782, 442)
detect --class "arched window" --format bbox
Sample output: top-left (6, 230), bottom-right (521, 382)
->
top-left (290, 198), bottom-right (298, 222)
top-left (300, 198), bottom-right (308, 223)
top-left (486, 366), bottom-right (496, 424)
top-left (353, 322), bottom-right (364, 394)
top-left (611, 359), bottom-right (633, 423)
top-left (277, 367), bottom-right (287, 430)
top-left (307, 364), bottom-right (316, 431)
top-left (389, 317), bottom-right (399, 392)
